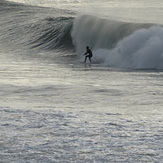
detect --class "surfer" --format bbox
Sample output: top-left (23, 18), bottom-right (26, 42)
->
top-left (83, 46), bottom-right (93, 63)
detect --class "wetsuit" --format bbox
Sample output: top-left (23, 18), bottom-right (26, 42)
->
top-left (84, 48), bottom-right (93, 62)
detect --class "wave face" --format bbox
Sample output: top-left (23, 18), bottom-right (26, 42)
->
top-left (72, 15), bottom-right (163, 69)
top-left (0, 1), bottom-right (74, 53)
top-left (29, 17), bottom-right (74, 51)
top-left (1, 1), bottom-right (163, 69)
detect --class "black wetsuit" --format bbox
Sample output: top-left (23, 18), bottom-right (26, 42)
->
top-left (84, 48), bottom-right (93, 62)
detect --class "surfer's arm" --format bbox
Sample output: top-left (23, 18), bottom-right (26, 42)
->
top-left (83, 51), bottom-right (88, 55)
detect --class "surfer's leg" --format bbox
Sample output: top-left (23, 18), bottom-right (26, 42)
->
top-left (89, 56), bottom-right (91, 62)
top-left (84, 56), bottom-right (88, 63)
top-left (84, 56), bottom-right (86, 63)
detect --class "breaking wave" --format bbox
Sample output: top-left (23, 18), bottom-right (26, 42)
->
top-left (1, 0), bottom-right (163, 69)
top-left (72, 15), bottom-right (163, 69)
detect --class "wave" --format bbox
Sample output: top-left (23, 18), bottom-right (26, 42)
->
top-left (72, 15), bottom-right (163, 69)
top-left (1, 1), bottom-right (163, 69)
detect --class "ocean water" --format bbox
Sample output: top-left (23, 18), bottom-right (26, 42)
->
top-left (0, 0), bottom-right (163, 162)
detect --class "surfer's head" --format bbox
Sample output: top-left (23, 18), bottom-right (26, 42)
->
top-left (86, 46), bottom-right (89, 49)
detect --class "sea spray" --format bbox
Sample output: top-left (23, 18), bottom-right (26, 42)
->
top-left (94, 26), bottom-right (163, 69)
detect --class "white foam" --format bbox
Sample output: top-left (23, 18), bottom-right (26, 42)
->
top-left (97, 27), bottom-right (163, 69)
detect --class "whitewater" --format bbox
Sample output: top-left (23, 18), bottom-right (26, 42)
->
top-left (0, 0), bottom-right (163, 162)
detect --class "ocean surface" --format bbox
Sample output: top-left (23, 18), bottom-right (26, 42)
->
top-left (0, 0), bottom-right (163, 162)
